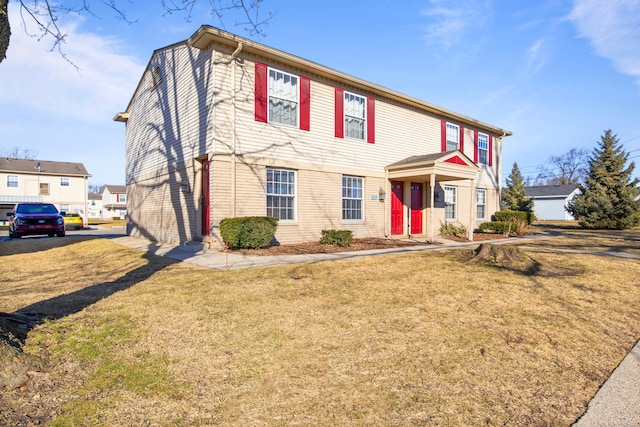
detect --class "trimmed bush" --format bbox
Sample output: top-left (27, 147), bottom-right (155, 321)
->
top-left (494, 210), bottom-right (536, 224)
top-left (479, 221), bottom-right (510, 234)
top-left (320, 229), bottom-right (353, 247)
top-left (219, 216), bottom-right (278, 249)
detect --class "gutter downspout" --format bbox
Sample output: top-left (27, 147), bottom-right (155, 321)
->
top-left (230, 42), bottom-right (243, 217)
top-left (497, 131), bottom-right (508, 212)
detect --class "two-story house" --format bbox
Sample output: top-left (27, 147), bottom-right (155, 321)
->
top-left (115, 26), bottom-right (511, 246)
top-left (0, 158), bottom-right (90, 225)
top-left (101, 185), bottom-right (127, 219)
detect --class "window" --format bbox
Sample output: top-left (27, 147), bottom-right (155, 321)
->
top-left (117, 194), bottom-right (126, 203)
top-left (60, 204), bottom-right (69, 212)
top-left (444, 185), bottom-right (457, 220)
top-left (266, 168), bottom-right (296, 221)
top-left (477, 189), bottom-right (486, 220)
top-left (342, 176), bottom-right (363, 220)
top-left (478, 133), bottom-right (489, 165)
top-left (255, 63), bottom-right (310, 130)
top-left (334, 88), bottom-right (375, 143)
top-left (344, 92), bottom-right (366, 140)
top-left (60, 177), bottom-right (70, 187)
top-left (269, 68), bottom-right (299, 126)
top-left (446, 123), bottom-right (459, 151)
top-left (39, 183), bottom-right (50, 195)
top-left (7, 175), bottom-right (18, 188)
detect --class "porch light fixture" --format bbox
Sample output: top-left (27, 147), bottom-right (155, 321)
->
top-left (434, 191), bottom-right (441, 203)
top-left (378, 187), bottom-right (386, 201)
top-left (181, 182), bottom-right (191, 193)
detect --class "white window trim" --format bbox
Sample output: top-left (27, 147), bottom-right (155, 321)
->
top-left (344, 90), bottom-right (367, 141)
top-left (266, 168), bottom-right (297, 222)
top-left (7, 175), bottom-right (18, 188)
top-left (446, 122), bottom-right (460, 151)
top-left (60, 177), bottom-right (70, 187)
top-left (267, 66), bottom-right (299, 128)
top-left (478, 132), bottom-right (489, 165)
top-left (342, 175), bottom-right (364, 222)
top-left (476, 189), bottom-right (487, 220)
top-left (444, 185), bottom-right (457, 220)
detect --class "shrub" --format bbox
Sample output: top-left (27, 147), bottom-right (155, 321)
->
top-left (320, 229), bottom-right (353, 247)
top-left (494, 210), bottom-right (535, 225)
top-left (219, 216), bottom-right (278, 249)
top-left (479, 218), bottom-right (529, 236)
top-left (439, 222), bottom-right (468, 239)
top-left (479, 221), bottom-right (510, 233)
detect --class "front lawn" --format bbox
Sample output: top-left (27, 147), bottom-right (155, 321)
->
top-left (1, 229), bottom-right (639, 425)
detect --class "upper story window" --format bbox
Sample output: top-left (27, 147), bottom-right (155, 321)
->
top-left (266, 168), bottom-right (296, 221)
top-left (40, 183), bottom-right (50, 196)
top-left (334, 88), bottom-right (375, 143)
top-left (60, 177), bottom-right (70, 187)
top-left (344, 92), bottom-right (366, 140)
top-left (342, 175), bottom-right (363, 221)
top-left (269, 68), bottom-right (298, 127)
top-left (478, 133), bottom-right (489, 165)
top-left (117, 194), bottom-right (126, 203)
top-left (7, 175), bottom-right (18, 188)
top-left (255, 63), bottom-right (310, 131)
top-left (441, 120), bottom-right (464, 153)
top-left (446, 123), bottom-right (460, 151)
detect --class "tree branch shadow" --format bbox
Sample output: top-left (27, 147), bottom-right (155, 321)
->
top-left (0, 251), bottom-right (175, 346)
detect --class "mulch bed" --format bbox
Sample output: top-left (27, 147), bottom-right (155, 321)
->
top-left (230, 233), bottom-right (507, 256)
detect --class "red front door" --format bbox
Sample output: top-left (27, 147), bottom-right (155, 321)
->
top-left (411, 183), bottom-right (423, 235)
top-left (391, 181), bottom-right (403, 235)
top-left (200, 159), bottom-right (210, 235)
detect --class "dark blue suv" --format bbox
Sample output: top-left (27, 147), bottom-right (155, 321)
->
top-left (7, 203), bottom-right (66, 238)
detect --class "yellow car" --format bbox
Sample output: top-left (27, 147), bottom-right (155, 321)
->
top-left (63, 213), bottom-right (84, 230)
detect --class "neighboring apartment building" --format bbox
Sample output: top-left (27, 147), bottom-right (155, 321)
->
top-left (87, 193), bottom-right (103, 218)
top-left (115, 25), bottom-right (511, 246)
top-left (101, 185), bottom-right (127, 219)
top-left (0, 158), bottom-right (90, 225)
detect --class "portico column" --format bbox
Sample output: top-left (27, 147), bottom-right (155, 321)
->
top-left (429, 173), bottom-right (436, 242)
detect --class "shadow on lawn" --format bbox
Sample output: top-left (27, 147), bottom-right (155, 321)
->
top-left (0, 246), bottom-right (176, 345)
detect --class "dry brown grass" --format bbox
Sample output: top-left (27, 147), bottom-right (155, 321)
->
top-left (1, 229), bottom-right (640, 426)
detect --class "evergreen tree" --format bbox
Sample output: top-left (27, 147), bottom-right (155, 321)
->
top-left (567, 130), bottom-right (640, 229)
top-left (501, 162), bottom-right (534, 212)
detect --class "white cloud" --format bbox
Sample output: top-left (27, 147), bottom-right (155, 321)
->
top-left (421, 0), bottom-right (493, 47)
top-left (0, 4), bottom-right (146, 122)
top-left (526, 39), bottom-right (547, 74)
top-left (569, 0), bottom-right (640, 85)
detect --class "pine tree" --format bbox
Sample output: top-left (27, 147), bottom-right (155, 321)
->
top-left (567, 130), bottom-right (640, 229)
top-left (501, 162), bottom-right (534, 212)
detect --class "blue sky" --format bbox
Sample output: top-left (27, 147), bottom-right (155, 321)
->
top-left (1, 0), bottom-right (639, 187)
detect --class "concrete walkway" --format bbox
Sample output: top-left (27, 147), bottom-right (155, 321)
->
top-left (108, 231), bottom-right (640, 426)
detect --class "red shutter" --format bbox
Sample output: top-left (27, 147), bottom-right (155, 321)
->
top-left (459, 125), bottom-right (464, 152)
top-left (366, 97), bottom-right (375, 144)
top-left (335, 88), bottom-right (344, 138)
top-left (488, 135), bottom-right (493, 166)
top-left (440, 120), bottom-right (446, 152)
top-left (300, 76), bottom-right (310, 131)
top-left (254, 62), bottom-right (268, 123)
top-left (473, 130), bottom-right (478, 163)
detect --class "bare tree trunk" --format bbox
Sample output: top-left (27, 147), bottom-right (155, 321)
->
top-left (0, 0), bottom-right (9, 63)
